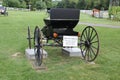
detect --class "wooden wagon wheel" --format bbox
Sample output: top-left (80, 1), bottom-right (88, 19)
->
top-left (79, 26), bottom-right (99, 62)
top-left (34, 26), bottom-right (43, 66)
top-left (27, 26), bottom-right (32, 49)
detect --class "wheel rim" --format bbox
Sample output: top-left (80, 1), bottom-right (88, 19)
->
top-left (28, 26), bottom-right (31, 49)
top-left (80, 26), bottom-right (99, 62)
top-left (34, 26), bottom-right (42, 66)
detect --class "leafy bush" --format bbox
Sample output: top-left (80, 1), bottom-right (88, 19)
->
top-left (8, 0), bottom-right (20, 7)
top-left (36, 1), bottom-right (46, 10)
top-left (109, 6), bottom-right (120, 21)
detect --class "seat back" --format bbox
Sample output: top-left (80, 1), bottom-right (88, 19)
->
top-left (50, 8), bottom-right (80, 20)
top-left (49, 8), bottom-right (80, 28)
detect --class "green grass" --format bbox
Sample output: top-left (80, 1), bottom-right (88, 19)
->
top-left (0, 11), bottom-right (120, 80)
top-left (80, 13), bottom-right (120, 26)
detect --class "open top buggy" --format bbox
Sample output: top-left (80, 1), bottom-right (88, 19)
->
top-left (27, 8), bottom-right (99, 66)
top-left (0, 6), bottom-right (8, 16)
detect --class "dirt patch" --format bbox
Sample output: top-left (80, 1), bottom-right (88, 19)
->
top-left (12, 52), bottom-right (22, 57)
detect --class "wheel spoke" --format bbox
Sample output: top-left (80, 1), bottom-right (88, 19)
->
top-left (85, 28), bottom-right (88, 39)
top-left (89, 48), bottom-right (93, 60)
top-left (90, 33), bottom-right (97, 41)
top-left (85, 48), bottom-right (88, 60)
top-left (90, 47), bottom-right (96, 57)
top-left (87, 48), bottom-right (90, 61)
top-left (91, 40), bottom-right (99, 44)
top-left (91, 45), bottom-right (98, 50)
top-left (80, 43), bottom-right (85, 46)
top-left (80, 39), bottom-right (85, 42)
top-left (89, 28), bottom-right (94, 40)
top-left (83, 32), bottom-right (87, 40)
top-left (88, 27), bottom-right (90, 39)
top-left (83, 46), bottom-right (87, 51)
top-left (81, 46), bottom-right (87, 57)
top-left (80, 40), bottom-right (85, 44)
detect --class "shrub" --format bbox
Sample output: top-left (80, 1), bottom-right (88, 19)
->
top-left (109, 6), bottom-right (120, 21)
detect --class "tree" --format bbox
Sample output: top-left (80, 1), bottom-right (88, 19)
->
top-left (43, 0), bottom-right (52, 8)
top-left (36, 0), bottom-right (46, 10)
top-left (56, 1), bottom-right (64, 8)
top-left (2, 0), bottom-right (111, 10)
top-left (57, 0), bottom-right (77, 8)
top-left (2, 0), bottom-right (8, 6)
top-left (24, 0), bottom-right (30, 5)
top-left (19, 0), bottom-right (26, 8)
top-left (3, 0), bottom-right (26, 8)
top-left (77, 0), bottom-right (86, 9)
top-left (7, 0), bottom-right (20, 7)
top-left (24, 0), bottom-right (30, 8)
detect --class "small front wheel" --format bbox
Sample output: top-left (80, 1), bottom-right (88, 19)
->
top-left (34, 26), bottom-right (43, 66)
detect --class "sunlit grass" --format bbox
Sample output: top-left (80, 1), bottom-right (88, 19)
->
top-left (80, 13), bottom-right (120, 26)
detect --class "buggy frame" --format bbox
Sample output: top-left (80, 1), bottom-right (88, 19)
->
top-left (27, 8), bottom-right (99, 66)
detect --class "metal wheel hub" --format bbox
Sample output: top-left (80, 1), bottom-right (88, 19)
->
top-left (85, 40), bottom-right (91, 48)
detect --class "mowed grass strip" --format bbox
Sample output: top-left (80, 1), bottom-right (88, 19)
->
top-left (80, 13), bottom-right (120, 26)
top-left (0, 11), bottom-right (120, 80)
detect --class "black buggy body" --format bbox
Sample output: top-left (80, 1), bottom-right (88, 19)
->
top-left (42, 8), bottom-right (80, 39)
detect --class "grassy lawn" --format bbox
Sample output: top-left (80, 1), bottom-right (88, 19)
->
top-left (80, 13), bottom-right (120, 26)
top-left (0, 11), bottom-right (120, 80)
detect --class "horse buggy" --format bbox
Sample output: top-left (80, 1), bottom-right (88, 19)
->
top-left (27, 8), bottom-right (99, 66)
top-left (0, 6), bottom-right (8, 16)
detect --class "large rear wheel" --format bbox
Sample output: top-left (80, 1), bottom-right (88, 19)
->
top-left (80, 26), bottom-right (99, 62)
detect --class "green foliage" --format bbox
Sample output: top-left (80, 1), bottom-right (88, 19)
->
top-left (8, 0), bottom-right (20, 7)
top-left (30, 0), bottom-right (52, 10)
top-left (24, 0), bottom-right (30, 5)
top-left (3, 0), bottom-right (20, 7)
top-left (3, 0), bottom-right (26, 8)
top-left (76, 0), bottom-right (86, 9)
top-left (56, 0), bottom-right (109, 10)
top-left (19, 0), bottom-right (26, 8)
top-left (36, 1), bottom-right (46, 10)
top-left (56, 1), bottom-right (64, 8)
top-left (3, 0), bottom-right (110, 10)
top-left (43, 0), bottom-right (52, 8)
top-left (63, 0), bottom-right (76, 8)
top-left (109, 6), bottom-right (120, 21)
top-left (57, 0), bottom-right (77, 8)
top-left (52, 1), bottom-right (59, 8)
